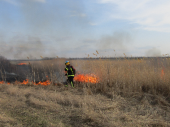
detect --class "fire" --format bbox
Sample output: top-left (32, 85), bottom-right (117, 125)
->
top-left (0, 81), bottom-right (5, 84)
top-left (0, 77), bottom-right (52, 86)
top-left (161, 69), bottom-right (165, 76)
top-left (21, 79), bottom-right (29, 85)
top-left (32, 75), bottom-right (51, 86)
top-left (74, 74), bottom-right (99, 83)
top-left (33, 80), bottom-right (51, 86)
top-left (161, 69), bottom-right (165, 79)
top-left (18, 63), bottom-right (27, 65)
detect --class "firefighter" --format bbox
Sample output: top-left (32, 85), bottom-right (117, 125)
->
top-left (64, 61), bottom-right (76, 87)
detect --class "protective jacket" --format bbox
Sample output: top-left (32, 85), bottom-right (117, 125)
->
top-left (65, 65), bottom-right (75, 77)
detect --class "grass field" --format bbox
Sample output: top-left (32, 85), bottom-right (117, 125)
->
top-left (0, 57), bottom-right (170, 126)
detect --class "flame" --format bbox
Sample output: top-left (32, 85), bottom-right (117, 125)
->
top-left (0, 81), bottom-right (5, 84)
top-left (18, 63), bottom-right (27, 65)
top-left (74, 74), bottom-right (99, 83)
top-left (33, 80), bottom-right (51, 86)
top-left (161, 69), bottom-right (165, 79)
top-left (0, 76), bottom-right (52, 86)
top-left (161, 69), bottom-right (165, 76)
top-left (21, 79), bottom-right (29, 85)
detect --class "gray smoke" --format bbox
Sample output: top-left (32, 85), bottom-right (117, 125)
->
top-left (0, 0), bottom-right (89, 59)
top-left (145, 48), bottom-right (161, 57)
top-left (96, 31), bottom-right (132, 56)
top-left (18, 0), bottom-right (88, 36)
top-left (0, 36), bottom-right (48, 59)
top-left (1, 0), bottom-right (133, 59)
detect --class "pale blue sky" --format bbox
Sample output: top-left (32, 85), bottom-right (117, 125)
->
top-left (0, 0), bottom-right (170, 59)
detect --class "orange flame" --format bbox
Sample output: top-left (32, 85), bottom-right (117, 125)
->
top-left (33, 80), bottom-right (51, 86)
top-left (18, 63), bottom-right (27, 65)
top-left (74, 74), bottom-right (99, 83)
top-left (161, 69), bottom-right (165, 79)
top-left (161, 69), bottom-right (165, 75)
top-left (0, 76), bottom-right (52, 86)
top-left (0, 81), bottom-right (5, 84)
top-left (21, 79), bottom-right (29, 85)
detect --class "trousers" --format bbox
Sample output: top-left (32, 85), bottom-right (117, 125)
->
top-left (67, 76), bottom-right (74, 87)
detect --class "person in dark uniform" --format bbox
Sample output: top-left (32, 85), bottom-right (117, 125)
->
top-left (64, 61), bottom-right (76, 87)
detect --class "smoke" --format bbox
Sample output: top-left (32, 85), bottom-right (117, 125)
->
top-left (145, 48), bottom-right (161, 57)
top-left (0, 36), bottom-right (49, 59)
top-left (96, 31), bottom-right (132, 56)
top-left (0, 0), bottom-right (90, 59)
top-left (1, 0), bottom-right (134, 59)
top-left (17, 0), bottom-right (88, 35)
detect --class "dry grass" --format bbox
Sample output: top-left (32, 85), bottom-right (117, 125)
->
top-left (0, 83), bottom-right (170, 127)
top-left (70, 58), bottom-right (170, 96)
top-left (0, 57), bottom-right (170, 126)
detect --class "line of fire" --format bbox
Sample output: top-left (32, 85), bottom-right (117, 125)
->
top-left (0, 56), bottom-right (100, 86)
top-left (0, 56), bottom-right (167, 86)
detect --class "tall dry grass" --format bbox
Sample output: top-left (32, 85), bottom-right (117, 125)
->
top-left (17, 57), bottom-right (170, 98)
top-left (69, 58), bottom-right (170, 97)
top-left (0, 57), bottom-right (170, 126)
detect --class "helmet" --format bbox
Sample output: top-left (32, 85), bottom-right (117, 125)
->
top-left (65, 61), bottom-right (70, 65)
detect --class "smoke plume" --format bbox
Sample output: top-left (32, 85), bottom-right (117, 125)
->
top-left (145, 48), bottom-right (161, 57)
top-left (0, 0), bottom-right (133, 59)
top-left (96, 31), bottom-right (132, 56)
top-left (0, 0), bottom-right (89, 59)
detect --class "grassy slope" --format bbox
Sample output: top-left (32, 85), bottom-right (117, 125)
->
top-left (0, 83), bottom-right (170, 127)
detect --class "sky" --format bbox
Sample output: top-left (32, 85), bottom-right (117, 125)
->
top-left (0, 0), bottom-right (170, 59)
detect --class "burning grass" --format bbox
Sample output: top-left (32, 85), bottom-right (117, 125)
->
top-left (71, 58), bottom-right (170, 96)
top-left (74, 74), bottom-right (99, 83)
top-left (0, 57), bottom-right (170, 126)
top-left (18, 63), bottom-right (27, 65)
